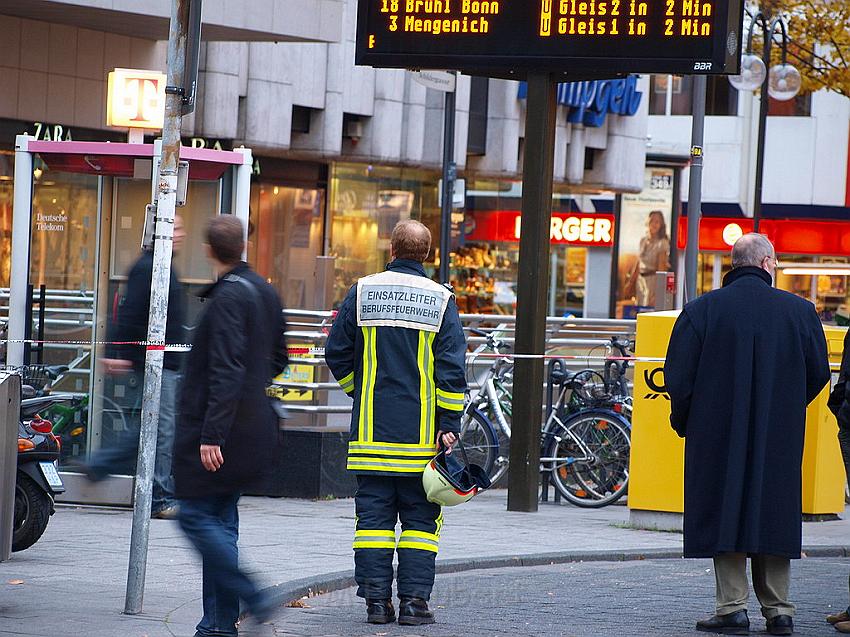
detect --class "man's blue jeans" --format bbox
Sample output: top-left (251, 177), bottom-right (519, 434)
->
top-left (88, 368), bottom-right (179, 513)
top-left (178, 494), bottom-right (265, 637)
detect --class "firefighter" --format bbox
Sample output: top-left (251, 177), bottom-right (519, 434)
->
top-left (325, 219), bottom-right (467, 626)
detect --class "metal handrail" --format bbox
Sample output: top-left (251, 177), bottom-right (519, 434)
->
top-left (279, 309), bottom-right (636, 415)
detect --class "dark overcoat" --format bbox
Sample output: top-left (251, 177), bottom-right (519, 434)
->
top-left (665, 266), bottom-right (830, 558)
top-left (173, 262), bottom-right (288, 498)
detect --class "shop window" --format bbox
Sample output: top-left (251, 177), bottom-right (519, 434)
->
top-left (29, 168), bottom-right (98, 292)
top-left (248, 183), bottom-right (325, 309)
top-left (467, 76), bottom-right (489, 156)
top-left (768, 93), bottom-right (811, 117)
top-left (706, 77), bottom-right (739, 116)
top-left (0, 151), bottom-right (12, 288)
top-left (775, 256), bottom-right (848, 322)
top-left (327, 163), bottom-right (440, 305)
top-left (670, 75), bottom-right (694, 115)
top-left (651, 75), bottom-right (739, 116)
top-left (648, 75), bottom-right (670, 115)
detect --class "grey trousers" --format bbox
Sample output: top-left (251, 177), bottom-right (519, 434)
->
top-left (89, 368), bottom-right (179, 512)
top-left (714, 553), bottom-right (794, 619)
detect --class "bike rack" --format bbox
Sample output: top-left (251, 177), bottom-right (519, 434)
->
top-left (540, 357), bottom-right (567, 504)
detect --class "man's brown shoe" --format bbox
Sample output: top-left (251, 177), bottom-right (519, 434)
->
top-left (835, 620), bottom-right (850, 634)
top-left (829, 612), bottom-right (850, 625)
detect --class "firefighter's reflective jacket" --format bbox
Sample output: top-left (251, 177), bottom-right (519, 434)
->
top-left (325, 259), bottom-right (468, 476)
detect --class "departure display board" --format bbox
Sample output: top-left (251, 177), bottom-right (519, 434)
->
top-left (356, 0), bottom-right (744, 75)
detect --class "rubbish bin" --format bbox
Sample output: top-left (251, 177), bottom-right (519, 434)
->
top-left (629, 311), bottom-right (846, 530)
top-left (0, 372), bottom-right (21, 561)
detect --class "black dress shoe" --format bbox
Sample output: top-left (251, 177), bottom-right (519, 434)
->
top-left (366, 599), bottom-right (395, 624)
top-left (696, 610), bottom-right (750, 635)
top-left (766, 615), bottom-right (793, 635)
top-left (398, 596), bottom-right (435, 626)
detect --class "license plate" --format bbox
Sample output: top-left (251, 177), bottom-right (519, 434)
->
top-left (39, 461), bottom-right (64, 490)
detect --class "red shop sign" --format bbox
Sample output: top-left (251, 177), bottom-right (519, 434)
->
top-left (678, 217), bottom-right (850, 255)
top-left (465, 210), bottom-right (615, 247)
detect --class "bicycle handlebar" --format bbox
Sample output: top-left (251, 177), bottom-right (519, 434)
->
top-left (467, 328), bottom-right (507, 354)
top-left (609, 336), bottom-right (632, 357)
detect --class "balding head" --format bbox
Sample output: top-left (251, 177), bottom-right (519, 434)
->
top-left (731, 233), bottom-right (778, 278)
top-left (391, 220), bottom-right (432, 263)
top-left (731, 233), bottom-right (775, 268)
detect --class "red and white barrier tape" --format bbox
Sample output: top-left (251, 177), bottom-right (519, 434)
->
top-left (3, 338), bottom-right (323, 356)
top-left (3, 339), bottom-right (842, 368)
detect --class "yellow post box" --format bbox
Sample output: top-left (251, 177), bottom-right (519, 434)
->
top-left (629, 311), bottom-right (846, 524)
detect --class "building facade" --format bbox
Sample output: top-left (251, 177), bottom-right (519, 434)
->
top-left (0, 0), bottom-right (651, 322)
top-left (647, 74), bottom-right (850, 321)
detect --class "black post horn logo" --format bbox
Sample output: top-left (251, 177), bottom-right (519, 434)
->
top-left (644, 367), bottom-right (670, 400)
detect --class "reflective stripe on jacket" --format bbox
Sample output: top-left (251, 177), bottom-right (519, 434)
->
top-left (325, 259), bottom-right (468, 476)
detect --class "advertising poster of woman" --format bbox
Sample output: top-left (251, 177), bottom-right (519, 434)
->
top-left (616, 167), bottom-right (675, 318)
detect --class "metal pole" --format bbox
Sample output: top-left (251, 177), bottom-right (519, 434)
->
top-left (438, 81), bottom-right (456, 284)
top-left (752, 33), bottom-right (772, 233)
top-left (507, 72), bottom-right (557, 513)
top-left (124, 0), bottom-right (192, 614)
top-left (685, 75), bottom-right (707, 302)
top-left (7, 136), bottom-right (34, 366)
top-left (233, 147), bottom-right (253, 260)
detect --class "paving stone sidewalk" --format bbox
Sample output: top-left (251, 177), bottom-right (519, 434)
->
top-left (0, 491), bottom-right (847, 637)
top-left (276, 558), bottom-right (850, 637)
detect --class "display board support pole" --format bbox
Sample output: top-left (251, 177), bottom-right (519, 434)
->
top-left (684, 74), bottom-right (706, 303)
top-left (125, 0), bottom-right (196, 615)
top-left (507, 72), bottom-right (557, 513)
top-left (438, 77), bottom-right (457, 284)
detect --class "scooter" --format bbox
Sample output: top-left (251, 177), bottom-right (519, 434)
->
top-left (14, 393), bottom-right (76, 552)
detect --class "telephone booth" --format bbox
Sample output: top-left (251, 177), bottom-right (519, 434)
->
top-left (6, 136), bottom-right (253, 504)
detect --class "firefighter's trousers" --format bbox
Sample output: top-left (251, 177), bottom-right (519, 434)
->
top-left (353, 474), bottom-right (443, 601)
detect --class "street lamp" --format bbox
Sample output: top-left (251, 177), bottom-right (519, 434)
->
top-left (728, 9), bottom-right (801, 232)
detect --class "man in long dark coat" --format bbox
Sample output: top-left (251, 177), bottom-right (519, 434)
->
top-left (174, 216), bottom-right (288, 637)
top-left (665, 233), bottom-right (830, 636)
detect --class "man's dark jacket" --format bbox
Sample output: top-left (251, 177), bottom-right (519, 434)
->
top-left (173, 262), bottom-right (288, 498)
top-left (665, 266), bottom-right (830, 559)
top-left (108, 250), bottom-right (185, 371)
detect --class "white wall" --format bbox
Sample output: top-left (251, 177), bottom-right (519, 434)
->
top-left (648, 84), bottom-right (850, 211)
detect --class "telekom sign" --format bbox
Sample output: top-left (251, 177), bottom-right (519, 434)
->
top-left (106, 68), bottom-right (167, 130)
top-left (465, 211), bottom-right (615, 246)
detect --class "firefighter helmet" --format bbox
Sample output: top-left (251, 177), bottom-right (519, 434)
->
top-left (422, 442), bottom-right (491, 507)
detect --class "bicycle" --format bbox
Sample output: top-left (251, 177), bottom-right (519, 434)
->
top-left (459, 332), bottom-right (632, 507)
top-left (541, 363), bottom-right (631, 507)
top-left (460, 327), bottom-right (514, 484)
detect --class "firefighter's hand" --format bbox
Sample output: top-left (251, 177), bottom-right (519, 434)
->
top-left (438, 431), bottom-right (457, 455)
top-left (200, 444), bottom-right (224, 472)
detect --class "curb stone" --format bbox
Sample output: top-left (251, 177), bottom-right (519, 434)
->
top-left (257, 545), bottom-right (850, 609)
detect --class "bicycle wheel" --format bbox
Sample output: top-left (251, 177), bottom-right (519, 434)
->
top-left (544, 409), bottom-right (630, 508)
top-left (459, 408), bottom-right (502, 483)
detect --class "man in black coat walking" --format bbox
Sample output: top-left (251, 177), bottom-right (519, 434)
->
top-left (87, 214), bottom-right (186, 519)
top-left (173, 215), bottom-right (288, 637)
top-left (665, 233), bottom-right (830, 636)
